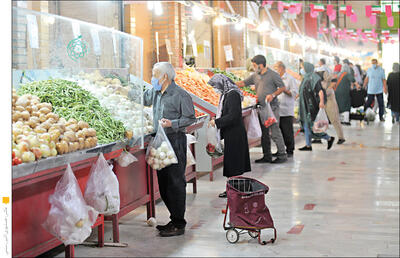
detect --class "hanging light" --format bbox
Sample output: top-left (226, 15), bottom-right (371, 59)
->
top-left (271, 29), bottom-right (280, 39)
top-left (214, 14), bottom-right (226, 26)
top-left (192, 5), bottom-right (203, 21)
top-left (235, 19), bottom-right (244, 31)
top-left (147, 1), bottom-right (154, 11)
top-left (154, 1), bottom-right (163, 16)
top-left (256, 21), bottom-right (270, 32)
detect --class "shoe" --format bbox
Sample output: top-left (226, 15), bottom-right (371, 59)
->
top-left (337, 139), bottom-right (346, 145)
top-left (271, 157), bottom-right (287, 164)
top-left (218, 191), bottom-right (227, 198)
top-left (344, 122), bottom-right (351, 126)
top-left (312, 139), bottom-right (322, 144)
top-left (327, 137), bottom-right (335, 150)
top-left (255, 157), bottom-right (272, 163)
top-left (272, 152), bottom-right (278, 157)
top-left (156, 221), bottom-right (174, 231)
top-left (287, 152), bottom-right (293, 157)
top-left (159, 226), bottom-right (185, 237)
top-left (299, 146), bottom-right (312, 151)
top-left (380, 117), bottom-right (385, 122)
top-left (392, 117), bottom-right (395, 124)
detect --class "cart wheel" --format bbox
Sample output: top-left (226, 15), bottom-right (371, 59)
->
top-left (248, 230), bottom-right (259, 238)
top-left (271, 238), bottom-right (275, 243)
top-left (226, 229), bottom-right (239, 244)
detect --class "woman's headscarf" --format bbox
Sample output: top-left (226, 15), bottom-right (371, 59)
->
top-left (393, 63), bottom-right (400, 73)
top-left (300, 62), bottom-right (321, 90)
top-left (340, 64), bottom-right (352, 74)
top-left (208, 74), bottom-right (244, 101)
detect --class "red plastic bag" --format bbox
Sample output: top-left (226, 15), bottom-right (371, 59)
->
top-left (261, 102), bottom-right (277, 128)
top-left (43, 164), bottom-right (98, 246)
top-left (206, 124), bottom-right (223, 157)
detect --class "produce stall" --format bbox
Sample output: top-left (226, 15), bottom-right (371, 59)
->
top-left (12, 7), bottom-right (150, 257)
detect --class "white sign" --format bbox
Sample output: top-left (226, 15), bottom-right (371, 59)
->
top-left (224, 45), bottom-right (234, 62)
top-left (72, 21), bottom-right (80, 38)
top-left (26, 15), bottom-right (39, 49)
top-left (112, 33), bottom-right (117, 55)
top-left (90, 28), bottom-right (101, 56)
top-left (155, 32), bottom-right (159, 62)
top-left (188, 31), bottom-right (197, 57)
top-left (165, 39), bottom-right (173, 55)
top-left (183, 36), bottom-right (187, 57)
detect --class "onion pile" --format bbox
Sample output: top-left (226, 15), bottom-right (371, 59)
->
top-left (146, 142), bottom-right (178, 170)
top-left (12, 90), bottom-right (98, 164)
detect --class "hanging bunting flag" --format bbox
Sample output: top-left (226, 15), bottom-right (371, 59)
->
top-left (267, 0), bottom-right (274, 5)
top-left (278, 1), bottom-right (284, 13)
top-left (356, 29), bottom-right (362, 35)
top-left (313, 4), bottom-right (324, 12)
top-left (339, 5), bottom-right (347, 14)
top-left (371, 5), bottom-right (381, 14)
top-left (361, 33), bottom-right (367, 40)
top-left (382, 30), bottom-right (390, 35)
top-left (365, 5), bottom-right (372, 17)
top-left (346, 5), bottom-right (353, 16)
top-left (323, 28), bottom-right (329, 33)
top-left (289, 2), bottom-right (297, 14)
top-left (295, 3), bottom-right (302, 15)
top-left (326, 4), bottom-right (334, 16)
top-left (364, 29), bottom-right (372, 34)
top-left (391, 40), bottom-right (395, 44)
top-left (310, 11), bottom-right (318, 18)
top-left (318, 27), bottom-right (324, 34)
top-left (369, 15), bottom-right (377, 25)
top-left (283, 2), bottom-right (291, 10)
top-left (387, 16), bottom-right (394, 27)
top-left (350, 13), bottom-right (357, 23)
top-left (385, 5), bottom-right (392, 17)
top-left (329, 10), bottom-right (336, 21)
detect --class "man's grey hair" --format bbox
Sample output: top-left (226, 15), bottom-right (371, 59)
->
top-left (153, 62), bottom-right (176, 80)
top-left (276, 61), bottom-right (285, 70)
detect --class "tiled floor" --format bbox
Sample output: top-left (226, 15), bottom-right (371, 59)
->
top-left (58, 120), bottom-right (399, 257)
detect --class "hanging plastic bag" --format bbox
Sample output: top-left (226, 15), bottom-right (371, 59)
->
top-left (244, 109), bottom-right (262, 139)
top-left (146, 123), bottom-right (178, 170)
top-left (186, 134), bottom-right (197, 167)
top-left (43, 164), bottom-right (98, 246)
top-left (206, 124), bottom-right (223, 157)
top-left (312, 108), bottom-right (329, 133)
top-left (84, 153), bottom-right (120, 215)
top-left (260, 102), bottom-right (277, 128)
top-left (117, 150), bottom-right (138, 167)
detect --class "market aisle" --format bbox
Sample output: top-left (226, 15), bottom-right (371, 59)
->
top-left (60, 121), bottom-right (399, 257)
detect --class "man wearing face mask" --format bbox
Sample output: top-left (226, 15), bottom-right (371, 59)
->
top-left (363, 59), bottom-right (387, 122)
top-left (236, 55), bottom-right (288, 164)
top-left (132, 62), bottom-right (195, 237)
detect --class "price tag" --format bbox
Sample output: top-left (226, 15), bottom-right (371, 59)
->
top-left (90, 28), bottom-right (101, 56)
top-left (72, 21), bottom-right (80, 38)
top-left (155, 32), bottom-right (159, 62)
top-left (165, 39), bottom-right (173, 55)
top-left (26, 15), bottom-right (39, 49)
top-left (224, 45), bottom-right (234, 62)
top-left (183, 36), bottom-right (187, 57)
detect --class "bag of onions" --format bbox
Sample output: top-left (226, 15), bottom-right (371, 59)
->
top-left (312, 108), bottom-right (329, 133)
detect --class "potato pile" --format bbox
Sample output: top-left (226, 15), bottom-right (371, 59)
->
top-left (12, 90), bottom-right (98, 164)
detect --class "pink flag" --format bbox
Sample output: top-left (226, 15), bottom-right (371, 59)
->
top-left (295, 3), bottom-right (302, 15)
top-left (357, 29), bottom-right (362, 35)
top-left (369, 15), bottom-right (376, 25)
top-left (361, 33), bottom-right (367, 39)
top-left (278, 1), bottom-right (284, 13)
top-left (289, 6), bottom-right (296, 14)
top-left (310, 11), bottom-right (318, 18)
top-left (267, 0), bottom-right (274, 5)
top-left (384, 39), bottom-right (389, 44)
top-left (391, 40), bottom-right (395, 44)
top-left (310, 3), bottom-right (314, 12)
top-left (387, 16), bottom-right (394, 27)
top-left (385, 5), bottom-right (392, 17)
top-left (350, 13), bottom-right (357, 23)
top-left (327, 4), bottom-right (334, 16)
top-left (365, 5), bottom-right (372, 17)
top-left (346, 5), bottom-right (352, 16)
top-left (329, 10), bottom-right (336, 21)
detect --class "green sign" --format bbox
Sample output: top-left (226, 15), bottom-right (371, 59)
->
top-left (67, 35), bottom-right (89, 62)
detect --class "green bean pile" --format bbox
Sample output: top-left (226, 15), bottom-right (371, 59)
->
top-left (18, 79), bottom-right (126, 144)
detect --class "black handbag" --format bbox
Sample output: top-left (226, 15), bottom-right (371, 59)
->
top-left (350, 88), bottom-right (367, 108)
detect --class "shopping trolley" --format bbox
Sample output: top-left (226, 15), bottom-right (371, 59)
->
top-left (222, 176), bottom-right (277, 245)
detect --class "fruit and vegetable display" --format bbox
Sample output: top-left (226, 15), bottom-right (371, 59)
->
top-left (241, 86), bottom-right (257, 96)
top-left (195, 110), bottom-right (206, 117)
top-left (72, 71), bottom-right (154, 136)
top-left (210, 68), bottom-right (242, 82)
top-left (17, 79), bottom-right (126, 144)
top-left (12, 89), bottom-right (98, 165)
top-left (229, 70), bottom-right (248, 81)
top-left (145, 124), bottom-right (178, 170)
top-left (175, 67), bottom-right (220, 107)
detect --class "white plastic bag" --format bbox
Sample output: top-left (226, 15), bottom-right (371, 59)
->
top-left (117, 151), bottom-right (138, 167)
top-left (84, 153), bottom-right (120, 215)
top-left (43, 164), bottom-right (98, 246)
top-left (146, 123), bottom-right (178, 170)
top-left (365, 107), bottom-right (376, 121)
top-left (313, 108), bottom-right (329, 133)
top-left (186, 134), bottom-right (197, 167)
top-left (244, 109), bottom-right (262, 139)
top-left (259, 102), bottom-right (277, 128)
top-left (206, 124), bottom-right (223, 157)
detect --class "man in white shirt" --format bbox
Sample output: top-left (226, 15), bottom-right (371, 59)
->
top-left (273, 61), bottom-right (298, 157)
top-left (315, 58), bottom-right (332, 75)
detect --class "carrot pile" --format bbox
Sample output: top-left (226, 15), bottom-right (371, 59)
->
top-left (175, 67), bottom-right (220, 107)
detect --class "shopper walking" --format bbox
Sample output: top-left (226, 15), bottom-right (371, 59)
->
top-left (333, 56), bottom-right (342, 74)
top-left (236, 55), bottom-right (287, 163)
top-left (334, 63), bottom-right (355, 125)
top-left (387, 63), bottom-right (400, 123)
top-left (321, 72), bottom-right (346, 144)
top-left (315, 58), bottom-right (332, 74)
top-left (273, 61), bottom-right (298, 157)
top-left (298, 62), bottom-right (335, 151)
top-left (142, 62), bottom-right (196, 237)
top-left (363, 59), bottom-right (387, 122)
top-left (208, 74), bottom-right (251, 198)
